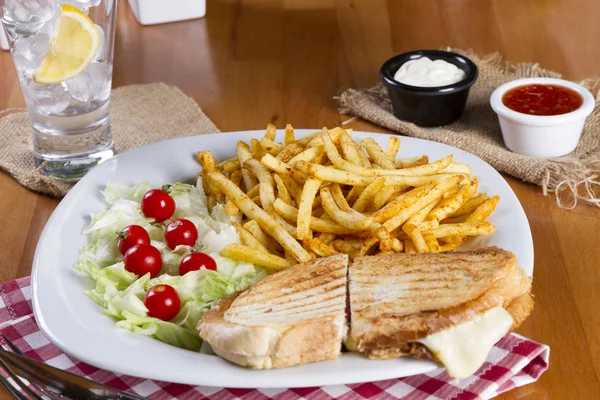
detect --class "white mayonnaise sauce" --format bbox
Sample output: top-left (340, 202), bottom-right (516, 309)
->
top-left (393, 57), bottom-right (466, 87)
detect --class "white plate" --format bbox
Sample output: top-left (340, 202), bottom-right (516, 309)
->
top-left (32, 130), bottom-right (533, 388)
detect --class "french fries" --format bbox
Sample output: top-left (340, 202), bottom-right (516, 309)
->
top-left (244, 220), bottom-right (283, 253)
top-left (385, 136), bottom-right (401, 160)
top-left (276, 143), bottom-right (304, 162)
top-left (241, 168), bottom-right (258, 192)
top-left (404, 239), bottom-right (417, 253)
top-left (297, 177), bottom-right (322, 240)
top-left (207, 172), bottom-right (311, 263)
top-left (284, 124), bottom-right (295, 145)
top-left (307, 237), bottom-right (339, 257)
top-left (217, 157), bottom-right (240, 173)
top-left (273, 174), bottom-right (294, 206)
top-left (196, 125), bottom-right (499, 272)
top-left (353, 178), bottom-right (385, 212)
top-left (383, 176), bottom-right (463, 232)
top-left (273, 199), bottom-right (360, 234)
top-left (373, 184), bottom-right (434, 224)
top-left (233, 222), bottom-right (269, 253)
top-left (451, 194), bottom-right (490, 217)
top-left (221, 244), bottom-right (291, 271)
top-left (372, 186), bottom-right (398, 210)
top-left (320, 187), bottom-right (373, 230)
top-left (321, 129), bottom-right (453, 177)
top-left (340, 131), bottom-right (363, 165)
top-left (428, 222), bottom-right (496, 238)
top-left (427, 178), bottom-right (478, 222)
top-left (396, 155), bottom-right (428, 169)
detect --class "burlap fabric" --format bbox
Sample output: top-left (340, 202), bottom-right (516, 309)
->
top-left (0, 83), bottom-right (219, 197)
top-left (337, 49), bottom-right (600, 208)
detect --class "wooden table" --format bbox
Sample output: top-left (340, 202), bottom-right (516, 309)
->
top-left (1, 0), bottom-right (599, 398)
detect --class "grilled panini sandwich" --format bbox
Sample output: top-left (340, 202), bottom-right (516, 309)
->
top-left (348, 247), bottom-right (533, 379)
top-left (198, 247), bottom-right (533, 378)
top-left (197, 254), bottom-right (348, 369)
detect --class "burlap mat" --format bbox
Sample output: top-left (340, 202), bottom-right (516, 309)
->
top-left (337, 49), bottom-right (600, 208)
top-left (0, 83), bottom-right (219, 197)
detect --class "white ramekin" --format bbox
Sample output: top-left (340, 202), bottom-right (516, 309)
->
top-left (490, 77), bottom-right (595, 157)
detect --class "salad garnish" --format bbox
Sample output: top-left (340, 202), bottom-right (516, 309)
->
top-left (74, 180), bottom-right (267, 351)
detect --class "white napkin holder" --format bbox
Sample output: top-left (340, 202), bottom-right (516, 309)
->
top-left (127, 0), bottom-right (206, 25)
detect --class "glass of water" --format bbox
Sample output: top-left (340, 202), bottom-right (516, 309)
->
top-left (1, 0), bottom-right (116, 178)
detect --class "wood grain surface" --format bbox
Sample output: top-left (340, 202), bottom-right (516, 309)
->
top-left (1, 0), bottom-right (599, 398)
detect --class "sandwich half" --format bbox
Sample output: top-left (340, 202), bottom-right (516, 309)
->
top-left (197, 254), bottom-right (349, 369)
top-left (348, 247), bottom-right (533, 379)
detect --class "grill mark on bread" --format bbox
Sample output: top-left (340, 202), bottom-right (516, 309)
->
top-left (233, 263), bottom-right (346, 304)
top-left (226, 281), bottom-right (346, 316)
top-left (228, 293), bottom-right (346, 324)
top-left (345, 257), bottom-right (352, 332)
top-left (348, 247), bottom-right (533, 358)
top-left (224, 255), bottom-right (348, 326)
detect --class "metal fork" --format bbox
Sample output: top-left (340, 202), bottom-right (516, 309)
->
top-left (0, 337), bottom-right (59, 400)
top-left (0, 345), bottom-right (53, 400)
top-left (0, 335), bottom-right (148, 400)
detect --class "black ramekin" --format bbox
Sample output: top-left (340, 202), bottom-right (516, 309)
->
top-left (380, 50), bottom-right (478, 127)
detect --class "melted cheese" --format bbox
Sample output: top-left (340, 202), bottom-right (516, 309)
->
top-left (416, 307), bottom-right (514, 379)
top-left (344, 334), bottom-right (358, 352)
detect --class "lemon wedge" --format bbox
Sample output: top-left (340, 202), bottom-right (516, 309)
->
top-left (34, 5), bottom-right (100, 84)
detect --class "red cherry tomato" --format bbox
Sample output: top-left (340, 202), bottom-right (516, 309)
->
top-left (144, 284), bottom-right (181, 321)
top-left (179, 252), bottom-right (217, 275)
top-left (124, 244), bottom-right (162, 278)
top-left (117, 225), bottom-right (151, 255)
top-left (141, 188), bottom-right (175, 222)
top-left (164, 219), bottom-right (198, 249)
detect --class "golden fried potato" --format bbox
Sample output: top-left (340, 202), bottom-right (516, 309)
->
top-left (195, 124), bottom-right (499, 271)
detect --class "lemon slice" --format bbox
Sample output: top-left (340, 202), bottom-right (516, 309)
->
top-left (34, 5), bottom-right (100, 84)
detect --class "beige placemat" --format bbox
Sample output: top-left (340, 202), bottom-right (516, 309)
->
top-left (337, 49), bottom-right (600, 208)
top-left (0, 83), bottom-right (219, 197)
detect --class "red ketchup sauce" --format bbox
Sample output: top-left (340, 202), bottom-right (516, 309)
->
top-left (502, 84), bottom-right (583, 116)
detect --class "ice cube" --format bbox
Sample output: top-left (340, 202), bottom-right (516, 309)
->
top-left (3, 0), bottom-right (57, 33)
top-left (86, 62), bottom-right (111, 101)
top-left (104, 0), bottom-right (114, 15)
top-left (26, 81), bottom-right (70, 115)
top-left (64, 71), bottom-right (92, 103)
top-left (93, 24), bottom-right (105, 61)
top-left (39, 9), bottom-right (58, 36)
top-left (12, 32), bottom-right (50, 77)
top-left (12, 53), bottom-right (30, 76)
top-left (62, 0), bottom-right (102, 15)
top-left (13, 32), bottom-right (49, 62)
top-left (82, 0), bottom-right (102, 7)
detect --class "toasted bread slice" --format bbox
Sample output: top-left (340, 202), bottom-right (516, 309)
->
top-left (198, 254), bottom-right (349, 369)
top-left (349, 247), bottom-right (533, 359)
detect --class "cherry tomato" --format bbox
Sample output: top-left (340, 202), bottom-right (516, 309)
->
top-left (164, 219), bottom-right (198, 249)
top-left (179, 252), bottom-right (217, 275)
top-left (144, 284), bottom-right (181, 321)
top-left (141, 187), bottom-right (175, 222)
top-left (117, 225), bottom-right (151, 255)
top-left (124, 244), bottom-right (162, 278)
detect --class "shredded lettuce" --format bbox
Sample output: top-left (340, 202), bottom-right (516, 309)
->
top-left (101, 181), bottom-right (153, 204)
top-left (74, 180), bottom-right (267, 351)
top-left (117, 311), bottom-right (202, 351)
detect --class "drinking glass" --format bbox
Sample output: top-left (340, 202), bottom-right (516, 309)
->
top-left (1, 0), bottom-right (116, 178)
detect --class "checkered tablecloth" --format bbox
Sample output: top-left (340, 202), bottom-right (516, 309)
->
top-left (0, 276), bottom-right (549, 400)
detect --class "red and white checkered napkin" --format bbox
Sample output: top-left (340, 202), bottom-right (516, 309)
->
top-left (0, 277), bottom-right (549, 400)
